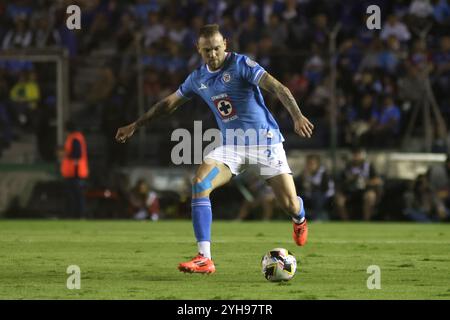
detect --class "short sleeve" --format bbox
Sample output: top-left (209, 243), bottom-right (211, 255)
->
top-left (239, 55), bottom-right (266, 86)
top-left (176, 73), bottom-right (195, 99)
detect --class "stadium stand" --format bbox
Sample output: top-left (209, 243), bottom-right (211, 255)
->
top-left (0, 0), bottom-right (449, 220)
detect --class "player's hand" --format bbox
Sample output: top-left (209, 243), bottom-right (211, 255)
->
top-left (294, 115), bottom-right (314, 138)
top-left (115, 122), bottom-right (137, 143)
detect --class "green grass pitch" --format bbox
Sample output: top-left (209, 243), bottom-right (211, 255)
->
top-left (0, 220), bottom-right (449, 300)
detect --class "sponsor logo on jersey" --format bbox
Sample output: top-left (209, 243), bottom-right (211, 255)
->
top-left (199, 83), bottom-right (208, 90)
top-left (211, 93), bottom-right (238, 122)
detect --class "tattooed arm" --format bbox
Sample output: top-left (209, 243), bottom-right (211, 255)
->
top-left (115, 91), bottom-right (189, 143)
top-left (258, 72), bottom-right (314, 138)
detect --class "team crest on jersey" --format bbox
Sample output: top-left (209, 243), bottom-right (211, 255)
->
top-left (245, 57), bottom-right (257, 67)
top-left (222, 72), bottom-right (231, 83)
top-left (211, 93), bottom-right (238, 122)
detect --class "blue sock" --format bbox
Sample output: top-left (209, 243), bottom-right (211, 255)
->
top-left (293, 196), bottom-right (306, 224)
top-left (191, 197), bottom-right (212, 242)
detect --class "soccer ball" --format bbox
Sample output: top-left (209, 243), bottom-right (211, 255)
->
top-left (261, 248), bottom-right (297, 282)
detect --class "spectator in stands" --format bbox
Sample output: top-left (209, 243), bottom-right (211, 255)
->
top-left (81, 12), bottom-right (112, 54)
top-left (236, 169), bottom-right (276, 221)
top-left (128, 178), bottom-right (160, 221)
top-left (257, 34), bottom-right (277, 74)
top-left (237, 15), bottom-right (261, 51)
top-left (410, 39), bottom-right (431, 73)
top-left (307, 13), bottom-right (329, 54)
top-left (2, 15), bottom-right (32, 50)
top-left (379, 35), bottom-right (402, 74)
top-left (335, 147), bottom-right (383, 220)
top-left (183, 16), bottom-right (204, 51)
top-left (264, 13), bottom-right (288, 49)
top-left (168, 19), bottom-right (189, 46)
top-left (337, 37), bottom-right (363, 89)
top-left (32, 12), bottom-right (62, 49)
top-left (431, 0), bottom-right (450, 27)
top-left (143, 11), bottom-right (165, 48)
top-left (428, 154), bottom-right (450, 212)
top-left (294, 154), bottom-right (334, 221)
top-left (410, 0), bottom-right (434, 18)
top-left (60, 121), bottom-right (89, 218)
top-left (403, 173), bottom-right (449, 222)
top-left (233, 0), bottom-right (260, 24)
top-left (304, 43), bottom-right (325, 88)
top-left (380, 14), bottom-right (411, 43)
top-left (306, 76), bottom-right (330, 120)
top-left (132, 0), bottom-right (160, 25)
top-left (433, 35), bottom-right (450, 80)
top-left (166, 42), bottom-right (187, 75)
top-left (0, 0), bottom-right (448, 163)
top-left (353, 71), bottom-right (381, 97)
top-left (358, 38), bottom-right (384, 72)
top-left (9, 71), bottom-right (40, 129)
top-left (368, 95), bottom-right (402, 148)
top-left (219, 15), bottom-right (237, 49)
top-left (5, 2), bottom-right (33, 21)
top-left (115, 12), bottom-right (137, 52)
top-left (345, 93), bottom-right (377, 147)
top-left (261, 0), bottom-right (285, 26)
top-left (282, 0), bottom-right (299, 21)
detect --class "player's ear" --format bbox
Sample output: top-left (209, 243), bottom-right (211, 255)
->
top-left (223, 38), bottom-right (227, 50)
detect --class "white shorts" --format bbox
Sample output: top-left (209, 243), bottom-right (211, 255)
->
top-left (204, 143), bottom-right (292, 179)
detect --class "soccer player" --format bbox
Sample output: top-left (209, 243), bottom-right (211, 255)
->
top-left (115, 24), bottom-right (314, 274)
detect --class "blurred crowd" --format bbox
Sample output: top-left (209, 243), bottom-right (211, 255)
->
top-left (0, 0), bottom-right (449, 159)
top-left (236, 149), bottom-right (450, 222)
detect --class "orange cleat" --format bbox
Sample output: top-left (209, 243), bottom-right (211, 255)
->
top-left (178, 253), bottom-right (216, 274)
top-left (292, 219), bottom-right (308, 246)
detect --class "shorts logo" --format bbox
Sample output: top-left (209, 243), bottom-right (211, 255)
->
top-left (211, 93), bottom-right (238, 122)
top-left (222, 72), bottom-right (231, 83)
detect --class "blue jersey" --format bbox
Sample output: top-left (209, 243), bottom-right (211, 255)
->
top-left (176, 52), bottom-right (284, 146)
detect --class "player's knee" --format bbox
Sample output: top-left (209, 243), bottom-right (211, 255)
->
top-left (192, 176), bottom-right (202, 186)
top-left (192, 176), bottom-right (202, 195)
top-left (192, 176), bottom-right (211, 196)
